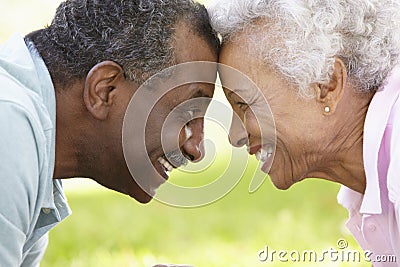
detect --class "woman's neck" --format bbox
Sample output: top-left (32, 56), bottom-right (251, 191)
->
top-left (308, 91), bottom-right (374, 194)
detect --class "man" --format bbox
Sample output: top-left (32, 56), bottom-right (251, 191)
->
top-left (0, 0), bottom-right (219, 265)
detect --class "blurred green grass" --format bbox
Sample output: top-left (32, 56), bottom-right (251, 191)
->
top-left (41, 158), bottom-right (365, 267)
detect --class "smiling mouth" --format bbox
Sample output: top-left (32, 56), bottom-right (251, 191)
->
top-left (255, 146), bottom-right (274, 162)
top-left (252, 145), bottom-right (274, 173)
top-left (157, 156), bottom-right (175, 177)
top-left (154, 150), bottom-right (189, 181)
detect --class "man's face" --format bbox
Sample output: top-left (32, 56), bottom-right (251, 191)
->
top-left (141, 79), bottom-right (215, 193)
top-left (108, 22), bottom-right (218, 203)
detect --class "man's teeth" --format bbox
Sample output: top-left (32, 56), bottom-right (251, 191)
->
top-left (255, 147), bottom-right (274, 162)
top-left (157, 157), bottom-right (174, 172)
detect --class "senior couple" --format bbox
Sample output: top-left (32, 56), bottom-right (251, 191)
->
top-left (1, 0), bottom-right (399, 266)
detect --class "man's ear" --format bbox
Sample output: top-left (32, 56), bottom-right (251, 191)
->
top-left (83, 61), bottom-right (125, 120)
top-left (314, 58), bottom-right (347, 115)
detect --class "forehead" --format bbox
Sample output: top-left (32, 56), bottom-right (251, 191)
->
top-left (159, 22), bottom-right (218, 107)
top-left (220, 30), bottom-right (262, 64)
top-left (173, 21), bottom-right (218, 63)
top-left (219, 36), bottom-right (293, 103)
top-left (219, 38), bottom-right (265, 93)
top-left (165, 82), bottom-right (214, 109)
top-left (219, 20), bottom-right (279, 66)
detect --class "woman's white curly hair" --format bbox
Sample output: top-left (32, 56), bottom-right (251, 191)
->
top-left (208, 0), bottom-right (400, 97)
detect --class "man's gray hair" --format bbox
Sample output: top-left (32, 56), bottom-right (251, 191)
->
top-left (26, 0), bottom-right (219, 88)
top-left (209, 0), bottom-right (400, 96)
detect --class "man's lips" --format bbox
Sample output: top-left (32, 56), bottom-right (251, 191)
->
top-left (152, 154), bottom-right (180, 182)
top-left (158, 156), bottom-right (174, 175)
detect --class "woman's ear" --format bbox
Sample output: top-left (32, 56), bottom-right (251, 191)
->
top-left (83, 61), bottom-right (125, 120)
top-left (314, 58), bottom-right (347, 115)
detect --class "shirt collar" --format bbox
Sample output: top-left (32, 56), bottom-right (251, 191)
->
top-left (0, 34), bottom-right (43, 96)
top-left (26, 37), bottom-right (62, 209)
top-left (360, 65), bottom-right (400, 214)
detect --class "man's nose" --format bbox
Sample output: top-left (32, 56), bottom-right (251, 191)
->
top-left (229, 113), bottom-right (248, 148)
top-left (182, 118), bottom-right (205, 162)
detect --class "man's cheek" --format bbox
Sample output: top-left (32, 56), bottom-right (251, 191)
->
top-left (160, 121), bottom-right (186, 152)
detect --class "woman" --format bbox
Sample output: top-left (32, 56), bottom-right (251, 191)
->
top-left (209, 0), bottom-right (400, 265)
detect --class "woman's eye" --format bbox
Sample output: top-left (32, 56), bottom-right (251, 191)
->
top-left (229, 92), bottom-right (250, 111)
top-left (236, 101), bottom-right (248, 110)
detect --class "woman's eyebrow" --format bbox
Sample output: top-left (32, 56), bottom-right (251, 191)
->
top-left (226, 88), bottom-right (248, 98)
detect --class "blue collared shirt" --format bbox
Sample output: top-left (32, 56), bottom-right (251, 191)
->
top-left (0, 34), bottom-right (71, 266)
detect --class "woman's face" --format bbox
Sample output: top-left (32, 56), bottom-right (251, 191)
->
top-left (219, 38), bottom-right (329, 190)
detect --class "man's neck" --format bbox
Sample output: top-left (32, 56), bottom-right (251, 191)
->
top-left (53, 84), bottom-right (85, 180)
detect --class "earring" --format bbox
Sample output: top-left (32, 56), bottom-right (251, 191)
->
top-left (324, 106), bottom-right (331, 113)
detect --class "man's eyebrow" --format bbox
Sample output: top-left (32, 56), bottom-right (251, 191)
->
top-left (191, 89), bottom-right (212, 98)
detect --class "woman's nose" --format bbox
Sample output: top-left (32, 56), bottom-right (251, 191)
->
top-left (229, 113), bottom-right (248, 147)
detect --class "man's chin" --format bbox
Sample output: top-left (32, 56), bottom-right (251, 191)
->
top-left (131, 192), bottom-right (154, 204)
top-left (96, 178), bottom-right (156, 204)
top-left (125, 186), bottom-right (156, 203)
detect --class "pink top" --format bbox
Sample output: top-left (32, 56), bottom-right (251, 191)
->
top-left (338, 66), bottom-right (400, 266)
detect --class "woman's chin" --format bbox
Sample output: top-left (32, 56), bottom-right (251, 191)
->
top-left (269, 173), bottom-right (295, 190)
top-left (266, 152), bottom-right (298, 190)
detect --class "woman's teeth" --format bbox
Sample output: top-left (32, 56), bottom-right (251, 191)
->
top-left (255, 146), bottom-right (274, 162)
top-left (158, 157), bottom-right (174, 173)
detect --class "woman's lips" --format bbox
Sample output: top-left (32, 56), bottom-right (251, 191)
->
top-left (261, 152), bottom-right (274, 174)
top-left (248, 145), bottom-right (262, 155)
top-left (251, 145), bottom-right (274, 174)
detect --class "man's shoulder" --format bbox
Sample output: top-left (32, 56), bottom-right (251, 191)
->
top-left (0, 67), bottom-right (37, 109)
top-left (0, 66), bottom-right (53, 133)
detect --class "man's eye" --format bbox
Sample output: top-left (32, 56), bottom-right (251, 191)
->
top-left (187, 110), bottom-right (195, 119)
top-left (183, 109), bottom-right (200, 123)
